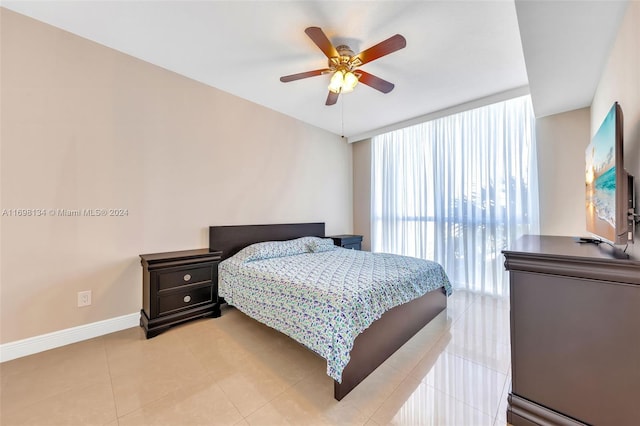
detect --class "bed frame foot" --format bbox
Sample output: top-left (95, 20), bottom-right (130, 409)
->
top-left (333, 288), bottom-right (447, 400)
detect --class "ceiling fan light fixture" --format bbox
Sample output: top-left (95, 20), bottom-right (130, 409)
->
top-left (328, 70), bottom-right (344, 93)
top-left (328, 70), bottom-right (359, 94)
top-left (342, 71), bottom-right (359, 93)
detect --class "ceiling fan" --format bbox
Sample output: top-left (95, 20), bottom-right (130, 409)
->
top-left (280, 27), bottom-right (407, 106)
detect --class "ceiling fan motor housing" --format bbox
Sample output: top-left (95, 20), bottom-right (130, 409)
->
top-left (329, 45), bottom-right (360, 71)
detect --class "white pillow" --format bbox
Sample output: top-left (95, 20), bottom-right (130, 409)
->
top-left (235, 237), bottom-right (311, 262)
top-left (307, 237), bottom-right (338, 253)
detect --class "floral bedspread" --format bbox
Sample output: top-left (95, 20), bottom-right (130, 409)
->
top-left (218, 248), bottom-right (452, 382)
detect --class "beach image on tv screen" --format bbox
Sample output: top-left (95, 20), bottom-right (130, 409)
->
top-left (585, 105), bottom-right (616, 241)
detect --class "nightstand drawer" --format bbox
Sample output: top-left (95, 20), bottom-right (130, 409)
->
top-left (158, 284), bottom-right (213, 316)
top-left (343, 242), bottom-right (361, 250)
top-left (329, 235), bottom-right (363, 251)
top-left (157, 265), bottom-right (214, 291)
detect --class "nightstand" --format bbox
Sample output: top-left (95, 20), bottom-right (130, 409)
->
top-left (329, 235), bottom-right (363, 250)
top-left (140, 249), bottom-right (222, 338)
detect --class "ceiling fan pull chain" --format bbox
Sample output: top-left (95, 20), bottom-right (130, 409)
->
top-left (341, 95), bottom-right (345, 138)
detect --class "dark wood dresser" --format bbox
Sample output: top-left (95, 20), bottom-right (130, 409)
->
top-left (140, 249), bottom-right (222, 338)
top-left (329, 235), bottom-right (363, 250)
top-left (503, 235), bottom-right (640, 425)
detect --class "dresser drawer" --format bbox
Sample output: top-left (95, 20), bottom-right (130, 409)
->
top-left (157, 265), bottom-right (214, 291)
top-left (157, 284), bottom-right (213, 316)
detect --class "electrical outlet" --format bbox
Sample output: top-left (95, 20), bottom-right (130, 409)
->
top-left (77, 290), bottom-right (92, 307)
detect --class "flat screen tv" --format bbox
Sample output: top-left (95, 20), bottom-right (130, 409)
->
top-left (585, 102), bottom-right (634, 244)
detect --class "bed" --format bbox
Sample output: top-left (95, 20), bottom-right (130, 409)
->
top-left (209, 222), bottom-right (451, 400)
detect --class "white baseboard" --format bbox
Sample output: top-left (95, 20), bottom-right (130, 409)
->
top-left (0, 312), bottom-right (139, 363)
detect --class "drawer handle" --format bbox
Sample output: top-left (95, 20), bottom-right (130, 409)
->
top-left (183, 295), bottom-right (192, 303)
top-left (183, 274), bottom-right (191, 282)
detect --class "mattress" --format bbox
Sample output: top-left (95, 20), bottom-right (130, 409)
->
top-left (218, 242), bottom-right (452, 381)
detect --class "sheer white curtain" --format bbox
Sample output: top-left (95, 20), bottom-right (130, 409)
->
top-left (371, 95), bottom-right (538, 296)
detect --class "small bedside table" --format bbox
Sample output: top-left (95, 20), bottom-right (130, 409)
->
top-left (329, 235), bottom-right (363, 250)
top-left (140, 249), bottom-right (222, 338)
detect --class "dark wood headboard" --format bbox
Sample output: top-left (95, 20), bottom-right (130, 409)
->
top-left (209, 222), bottom-right (325, 259)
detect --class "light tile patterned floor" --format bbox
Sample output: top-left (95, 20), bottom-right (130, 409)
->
top-left (0, 290), bottom-right (511, 425)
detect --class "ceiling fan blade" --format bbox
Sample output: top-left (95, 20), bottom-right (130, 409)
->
top-left (355, 34), bottom-right (406, 65)
top-left (358, 71), bottom-right (395, 93)
top-left (280, 69), bottom-right (330, 82)
top-left (326, 91), bottom-right (339, 106)
top-left (305, 27), bottom-right (339, 59)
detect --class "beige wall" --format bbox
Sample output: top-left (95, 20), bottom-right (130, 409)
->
top-left (591, 1), bottom-right (639, 257)
top-left (536, 108), bottom-right (591, 236)
top-left (0, 9), bottom-right (352, 344)
top-left (352, 139), bottom-right (372, 251)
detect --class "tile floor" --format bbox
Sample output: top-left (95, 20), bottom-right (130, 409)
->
top-left (1, 290), bottom-right (512, 425)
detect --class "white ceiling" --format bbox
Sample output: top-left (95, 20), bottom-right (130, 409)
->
top-left (515, 0), bottom-right (628, 118)
top-left (1, 1), bottom-right (629, 140)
